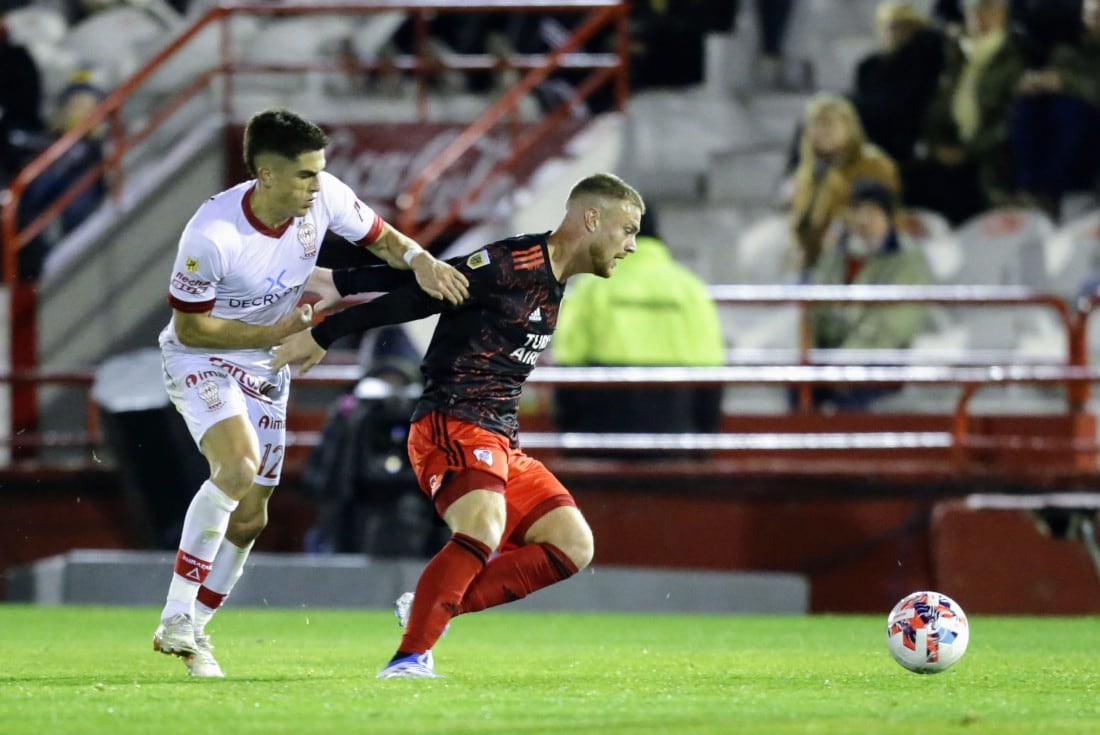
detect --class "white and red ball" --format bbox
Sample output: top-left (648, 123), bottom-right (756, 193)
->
top-left (886, 591), bottom-right (969, 674)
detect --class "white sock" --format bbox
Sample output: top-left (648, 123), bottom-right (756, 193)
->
top-left (194, 538), bottom-right (254, 633)
top-left (162, 480), bottom-right (239, 621)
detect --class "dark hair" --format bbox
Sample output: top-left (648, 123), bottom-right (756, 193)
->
top-left (242, 108), bottom-right (329, 176)
top-left (848, 178), bottom-right (897, 216)
top-left (567, 172), bottom-right (645, 213)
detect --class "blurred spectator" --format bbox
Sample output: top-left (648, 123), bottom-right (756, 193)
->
top-left (50, 0), bottom-right (186, 25)
top-left (552, 206), bottom-right (725, 442)
top-left (1011, 0), bottom-right (1084, 65)
top-left (851, 2), bottom-right (951, 168)
top-left (790, 92), bottom-right (901, 273)
top-left (753, 0), bottom-right (797, 89)
top-left (906, 0), bottom-right (1028, 224)
top-left (0, 16), bottom-right (44, 180)
top-left (1009, 0), bottom-right (1100, 219)
top-left (14, 71), bottom-right (107, 279)
top-left (630, 1), bottom-right (738, 90)
top-left (932, 0), bottom-right (966, 31)
top-left (805, 178), bottom-right (935, 410)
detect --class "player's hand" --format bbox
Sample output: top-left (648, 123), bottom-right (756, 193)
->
top-left (410, 253), bottom-right (469, 305)
top-left (272, 328), bottom-right (327, 374)
top-left (305, 267), bottom-right (342, 313)
top-left (273, 303), bottom-right (314, 341)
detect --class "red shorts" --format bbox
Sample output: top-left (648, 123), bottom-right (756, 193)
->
top-left (407, 411), bottom-right (577, 551)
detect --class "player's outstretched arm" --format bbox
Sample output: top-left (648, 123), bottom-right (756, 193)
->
top-left (173, 304), bottom-right (313, 350)
top-left (274, 281), bottom-right (449, 374)
top-left (368, 223), bottom-right (469, 305)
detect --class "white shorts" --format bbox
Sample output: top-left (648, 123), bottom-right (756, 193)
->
top-left (161, 347), bottom-right (291, 486)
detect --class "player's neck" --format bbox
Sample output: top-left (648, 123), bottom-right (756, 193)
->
top-left (546, 230), bottom-right (572, 283)
top-left (246, 185), bottom-right (292, 230)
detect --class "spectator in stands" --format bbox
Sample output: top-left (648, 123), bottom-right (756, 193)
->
top-left (629, 1), bottom-right (738, 90)
top-left (51, 0), bottom-right (186, 25)
top-left (790, 92), bottom-right (901, 273)
top-left (1011, 0), bottom-right (1084, 65)
top-left (1008, 0), bottom-right (1100, 219)
top-left (14, 72), bottom-right (107, 279)
top-left (851, 2), bottom-right (951, 170)
top-left (551, 206), bottom-right (726, 440)
top-left (805, 178), bottom-right (935, 410)
top-left (753, 0), bottom-right (797, 89)
top-left (905, 0), bottom-right (1028, 224)
top-left (0, 16), bottom-right (44, 182)
top-left (932, 0), bottom-right (965, 32)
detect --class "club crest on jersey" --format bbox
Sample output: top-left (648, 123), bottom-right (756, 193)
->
top-left (472, 448), bottom-right (494, 467)
top-left (467, 250), bottom-right (490, 269)
top-left (185, 256), bottom-right (199, 272)
top-left (197, 380), bottom-right (224, 411)
top-left (297, 220), bottom-right (317, 258)
top-left (429, 474), bottom-right (442, 493)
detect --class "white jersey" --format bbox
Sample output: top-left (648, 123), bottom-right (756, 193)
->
top-left (158, 170), bottom-right (385, 365)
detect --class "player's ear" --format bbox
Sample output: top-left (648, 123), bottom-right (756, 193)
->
top-left (583, 206), bottom-right (600, 233)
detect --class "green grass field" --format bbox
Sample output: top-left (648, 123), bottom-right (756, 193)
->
top-left (1, 605), bottom-right (1098, 734)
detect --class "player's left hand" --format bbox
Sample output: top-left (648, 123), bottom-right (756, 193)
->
top-left (411, 253), bottom-right (469, 305)
top-left (272, 328), bottom-right (327, 374)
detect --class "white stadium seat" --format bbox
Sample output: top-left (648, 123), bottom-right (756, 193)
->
top-left (1043, 209), bottom-right (1100, 301)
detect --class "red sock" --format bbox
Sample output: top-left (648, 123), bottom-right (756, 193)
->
top-left (458, 543), bottom-right (579, 615)
top-left (399, 533), bottom-right (492, 654)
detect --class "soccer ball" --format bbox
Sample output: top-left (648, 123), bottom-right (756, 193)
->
top-left (886, 590), bottom-right (969, 674)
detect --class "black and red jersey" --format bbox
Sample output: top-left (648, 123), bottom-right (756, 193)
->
top-left (314, 232), bottom-right (563, 443)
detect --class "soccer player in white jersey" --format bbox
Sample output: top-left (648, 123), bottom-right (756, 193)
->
top-left (153, 108), bottom-right (469, 677)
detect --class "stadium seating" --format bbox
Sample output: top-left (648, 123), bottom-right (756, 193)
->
top-left (1044, 209), bottom-right (1100, 301)
top-left (63, 7), bottom-right (169, 91)
top-left (732, 213), bottom-right (799, 284)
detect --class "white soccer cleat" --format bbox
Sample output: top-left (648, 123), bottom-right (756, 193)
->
top-left (184, 633), bottom-right (226, 678)
top-left (376, 651), bottom-right (442, 679)
top-left (153, 613), bottom-right (198, 657)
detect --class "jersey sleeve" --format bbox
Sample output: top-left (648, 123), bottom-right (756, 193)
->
top-left (166, 228), bottom-right (224, 313)
top-left (311, 248), bottom-right (497, 348)
top-left (321, 171), bottom-right (386, 247)
top-left (333, 264), bottom-right (417, 295)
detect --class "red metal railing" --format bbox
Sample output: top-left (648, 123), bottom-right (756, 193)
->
top-left (4, 286), bottom-right (1100, 483)
top-left (704, 284), bottom-right (1089, 409)
top-left (0, 0), bottom-right (629, 439)
top-left (5, 361), bottom-right (1100, 480)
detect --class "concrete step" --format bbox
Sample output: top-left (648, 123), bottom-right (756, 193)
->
top-left (7, 549), bottom-right (810, 614)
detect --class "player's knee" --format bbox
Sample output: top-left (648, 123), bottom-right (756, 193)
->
top-left (555, 521), bottom-right (594, 571)
top-left (211, 456), bottom-right (259, 498)
top-left (448, 496), bottom-right (506, 550)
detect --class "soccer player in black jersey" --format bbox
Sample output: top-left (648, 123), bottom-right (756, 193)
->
top-left (273, 173), bottom-right (644, 678)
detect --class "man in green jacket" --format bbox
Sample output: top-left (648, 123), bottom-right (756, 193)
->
top-left (806, 178), bottom-right (935, 410)
top-left (552, 207), bottom-right (725, 437)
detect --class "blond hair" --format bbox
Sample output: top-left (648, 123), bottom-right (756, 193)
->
top-left (876, 1), bottom-right (927, 30)
top-left (795, 93), bottom-right (868, 184)
top-left (567, 172), bottom-right (645, 214)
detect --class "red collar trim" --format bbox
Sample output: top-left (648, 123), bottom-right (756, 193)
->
top-left (243, 185), bottom-right (292, 238)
